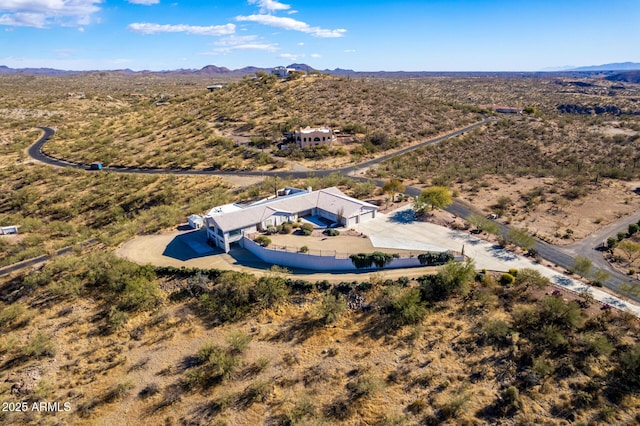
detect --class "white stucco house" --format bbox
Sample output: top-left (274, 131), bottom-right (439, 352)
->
top-left (271, 66), bottom-right (297, 78)
top-left (204, 187), bottom-right (378, 252)
top-left (294, 127), bottom-right (336, 148)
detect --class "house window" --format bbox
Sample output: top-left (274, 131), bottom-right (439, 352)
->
top-left (229, 229), bottom-right (242, 237)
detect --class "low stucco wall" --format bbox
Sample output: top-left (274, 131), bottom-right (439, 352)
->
top-left (242, 236), bottom-right (429, 271)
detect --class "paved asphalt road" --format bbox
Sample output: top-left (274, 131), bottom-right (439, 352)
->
top-left (28, 123), bottom-right (640, 303)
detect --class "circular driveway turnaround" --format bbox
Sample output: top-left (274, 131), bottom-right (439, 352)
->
top-left (355, 205), bottom-right (640, 317)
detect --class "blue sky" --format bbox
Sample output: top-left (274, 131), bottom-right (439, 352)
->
top-left (0, 0), bottom-right (638, 71)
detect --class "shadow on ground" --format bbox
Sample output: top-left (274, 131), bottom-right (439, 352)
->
top-left (388, 209), bottom-right (416, 224)
top-left (162, 230), bottom-right (218, 261)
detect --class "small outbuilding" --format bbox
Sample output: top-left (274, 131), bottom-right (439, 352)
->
top-left (0, 225), bottom-right (18, 235)
top-left (188, 214), bottom-right (204, 230)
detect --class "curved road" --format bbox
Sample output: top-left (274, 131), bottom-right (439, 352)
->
top-left (32, 117), bottom-right (489, 178)
top-left (28, 123), bottom-right (639, 303)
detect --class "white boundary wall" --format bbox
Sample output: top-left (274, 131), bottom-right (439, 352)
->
top-left (242, 236), bottom-right (429, 271)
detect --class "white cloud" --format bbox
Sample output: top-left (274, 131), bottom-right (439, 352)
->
top-left (0, 0), bottom-right (101, 28)
top-left (248, 0), bottom-right (290, 14)
top-left (310, 53), bottom-right (320, 58)
top-left (128, 22), bottom-right (236, 36)
top-left (236, 14), bottom-right (346, 38)
top-left (209, 33), bottom-right (278, 54)
top-left (297, 42), bottom-right (304, 46)
top-left (344, 49), bottom-right (356, 53)
top-left (207, 43), bottom-right (279, 55)
top-left (0, 12), bottom-right (46, 27)
top-left (215, 34), bottom-right (258, 46)
top-left (128, 0), bottom-right (159, 4)
top-left (279, 52), bottom-right (303, 61)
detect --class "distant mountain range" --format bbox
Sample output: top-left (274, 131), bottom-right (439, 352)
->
top-left (569, 62), bottom-right (640, 71)
top-left (1, 62), bottom-right (639, 79)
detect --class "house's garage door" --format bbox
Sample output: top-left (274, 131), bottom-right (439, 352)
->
top-left (359, 211), bottom-right (374, 223)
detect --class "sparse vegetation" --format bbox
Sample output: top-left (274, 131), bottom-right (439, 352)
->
top-left (1, 71), bottom-right (640, 426)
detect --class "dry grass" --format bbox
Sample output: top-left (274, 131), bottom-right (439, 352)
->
top-left (0, 257), bottom-right (638, 425)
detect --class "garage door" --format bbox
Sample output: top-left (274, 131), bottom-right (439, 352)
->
top-left (359, 211), bottom-right (374, 222)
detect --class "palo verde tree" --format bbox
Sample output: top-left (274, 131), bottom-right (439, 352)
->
top-left (617, 240), bottom-right (640, 267)
top-left (571, 256), bottom-right (593, 278)
top-left (467, 213), bottom-right (499, 235)
top-left (382, 179), bottom-right (405, 205)
top-left (419, 259), bottom-right (476, 302)
top-left (506, 227), bottom-right (536, 252)
top-left (414, 186), bottom-right (452, 215)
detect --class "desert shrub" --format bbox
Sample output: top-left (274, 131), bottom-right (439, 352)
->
top-left (255, 274), bottom-right (289, 309)
top-left (299, 245), bottom-right (309, 253)
top-left (266, 226), bottom-right (278, 235)
top-left (582, 333), bottom-right (614, 356)
top-left (532, 356), bottom-right (554, 377)
top-left (350, 253), bottom-right (373, 269)
top-left (481, 318), bottom-right (511, 346)
top-left (285, 398), bottom-right (316, 424)
top-left (539, 295), bottom-right (583, 329)
top-left (347, 373), bottom-right (381, 400)
top-left (499, 273), bottom-right (515, 285)
top-left (385, 287), bottom-right (427, 326)
top-left (323, 228), bottom-right (340, 236)
top-left (397, 276), bottom-right (410, 287)
top-left (537, 324), bottom-right (568, 350)
top-left (279, 222), bottom-right (293, 234)
top-left (349, 252), bottom-right (394, 269)
top-left (237, 379), bottom-right (273, 408)
top-left (617, 344), bottom-right (640, 388)
top-left (512, 304), bottom-right (539, 331)
top-left (318, 293), bottom-right (347, 324)
top-left (501, 386), bottom-right (523, 413)
top-left (0, 303), bottom-right (32, 329)
top-left (418, 251), bottom-right (453, 265)
top-left (188, 344), bottom-right (240, 389)
top-left (107, 307), bottom-right (129, 331)
top-left (22, 332), bottom-right (55, 358)
top-left (629, 223), bottom-right (640, 235)
top-left (300, 223), bottom-right (314, 235)
top-left (117, 276), bottom-right (163, 312)
top-left (513, 268), bottom-right (549, 289)
top-left (439, 391), bottom-right (471, 420)
top-left (407, 398), bottom-right (427, 415)
top-left (138, 383), bottom-right (160, 399)
top-left (285, 278), bottom-right (314, 293)
top-left (103, 381), bottom-right (134, 403)
top-left (199, 272), bottom-right (255, 322)
top-left (255, 235), bottom-right (272, 247)
top-left (226, 330), bottom-right (252, 355)
top-left (419, 259), bottom-right (475, 302)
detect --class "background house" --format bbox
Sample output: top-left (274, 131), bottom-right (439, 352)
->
top-left (271, 66), bottom-right (297, 79)
top-left (204, 187), bottom-right (377, 252)
top-left (294, 127), bottom-right (335, 148)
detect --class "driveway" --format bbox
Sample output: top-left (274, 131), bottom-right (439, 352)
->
top-left (355, 205), bottom-right (640, 317)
